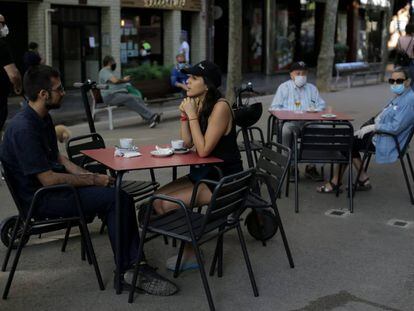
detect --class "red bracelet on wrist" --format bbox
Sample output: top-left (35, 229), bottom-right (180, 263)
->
top-left (180, 114), bottom-right (188, 122)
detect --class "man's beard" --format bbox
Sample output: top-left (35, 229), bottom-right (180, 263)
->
top-left (45, 99), bottom-right (62, 110)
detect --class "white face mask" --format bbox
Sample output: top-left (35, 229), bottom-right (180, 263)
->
top-left (294, 75), bottom-right (307, 88)
top-left (0, 25), bottom-right (9, 37)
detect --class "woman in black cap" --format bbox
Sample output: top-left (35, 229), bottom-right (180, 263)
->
top-left (153, 60), bottom-right (243, 271)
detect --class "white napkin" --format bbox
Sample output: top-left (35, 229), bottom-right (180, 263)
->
top-left (114, 147), bottom-right (141, 158)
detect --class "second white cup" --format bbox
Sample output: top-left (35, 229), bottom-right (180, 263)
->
top-left (171, 139), bottom-right (184, 150)
top-left (120, 138), bottom-right (134, 149)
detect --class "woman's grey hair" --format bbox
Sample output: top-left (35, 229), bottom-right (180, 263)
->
top-left (393, 67), bottom-right (410, 80)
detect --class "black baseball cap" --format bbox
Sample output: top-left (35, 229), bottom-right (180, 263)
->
top-left (181, 60), bottom-right (222, 88)
top-left (289, 61), bottom-right (308, 72)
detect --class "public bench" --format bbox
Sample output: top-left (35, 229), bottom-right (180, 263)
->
top-left (335, 62), bottom-right (382, 89)
top-left (90, 88), bottom-right (180, 130)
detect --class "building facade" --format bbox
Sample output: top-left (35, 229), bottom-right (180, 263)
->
top-left (0, 0), bottom-right (208, 87)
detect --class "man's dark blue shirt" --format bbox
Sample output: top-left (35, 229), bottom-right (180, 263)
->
top-left (0, 105), bottom-right (59, 209)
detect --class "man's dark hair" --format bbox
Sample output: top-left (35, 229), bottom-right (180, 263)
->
top-left (103, 55), bottom-right (114, 66)
top-left (406, 24), bottom-right (414, 35)
top-left (23, 65), bottom-right (60, 101)
top-left (28, 42), bottom-right (38, 50)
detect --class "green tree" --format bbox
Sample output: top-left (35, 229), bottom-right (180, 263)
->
top-left (316, 0), bottom-right (339, 92)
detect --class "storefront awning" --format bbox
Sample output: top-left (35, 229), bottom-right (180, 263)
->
top-left (121, 0), bottom-right (201, 11)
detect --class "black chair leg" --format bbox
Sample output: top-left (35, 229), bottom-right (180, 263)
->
top-left (191, 240), bottom-right (215, 311)
top-left (294, 162), bottom-right (299, 213)
top-left (349, 160), bottom-right (354, 213)
top-left (364, 154), bottom-right (372, 172)
top-left (406, 153), bottom-right (414, 182)
top-left (172, 238), bottom-right (177, 247)
top-left (285, 169), bottom-right (290, 198)
top-left (79, 225), bottom-right (92, 265)
top-left (209, 242), bottom-right (219, 277)
top-left (217, 234), bottom-right (224, 278)
top-left (2, 222), bottom-right (30, 299)
top-left (99, 219), bottom-right (106, 235)
top-left (1, 217), bottom-right (21, 272)
top-left (163, 236), bottom-right (169, 245)
top-left (400, 157), bottom-right (414, 204)
top-left (236, 224), bottom-right (259, 297)
top-left (61, 222), bottom-right (72, 252)
top-left (272, 205), bottom-right (294, 268)
top-left (79, 220), bottom-right (105, 290)
top-left (173, 241), bottom-right (185, 278)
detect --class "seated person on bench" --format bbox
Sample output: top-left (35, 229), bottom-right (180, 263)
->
top-left (269, 61), bottom-right (326, 181)
top-left (98, 55), bottom-right (160, 128)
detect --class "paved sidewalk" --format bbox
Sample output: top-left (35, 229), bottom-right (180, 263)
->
top-left (0, 83), bottom-right (413, 311)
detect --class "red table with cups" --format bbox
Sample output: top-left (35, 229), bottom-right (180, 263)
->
top-left (267, 109), bottom-right (354, 143)
top-left (81, 145), bottom-right (223, 294)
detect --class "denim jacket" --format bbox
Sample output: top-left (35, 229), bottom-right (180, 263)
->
top-left (374, 88), bottom-right (414, 164)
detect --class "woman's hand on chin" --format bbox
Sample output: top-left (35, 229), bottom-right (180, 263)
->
top-left (183, 97), bottom-right (198, 119)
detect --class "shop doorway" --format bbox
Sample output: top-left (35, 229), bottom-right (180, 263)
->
top-left (52, 6), bottom-right (101, 87)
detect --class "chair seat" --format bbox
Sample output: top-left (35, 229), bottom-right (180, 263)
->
top-left (300, 150), bottom-right (348, 162)
top-left (238, 140), bottom-right (264, 152)
top-left (146, 209), bottom-right (229, 242)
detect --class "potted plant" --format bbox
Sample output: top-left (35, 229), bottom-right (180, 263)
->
top-left (124, 63), bottom-right (174, 99)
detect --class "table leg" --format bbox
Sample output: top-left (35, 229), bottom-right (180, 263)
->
top-left (267, 115), bottom-right (273, 144)
top-left (115, 171), bottom-right (124, 294)
top-left (172, 167), bottom-right (177, 181)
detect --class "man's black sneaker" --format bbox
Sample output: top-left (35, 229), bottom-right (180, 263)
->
top-left (149, 114), bottom-right (161, 128)
top-left (305, 165), bottom-right (324, 182)
top-left (117, 264), bottom-right (178, 296)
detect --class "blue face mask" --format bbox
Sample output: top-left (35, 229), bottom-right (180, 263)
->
top-left (390, 84), bottom-right (405, 95)
top-left (177, 63), bottom-right (187, 70)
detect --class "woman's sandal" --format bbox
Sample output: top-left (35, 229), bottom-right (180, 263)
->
top-left (317, 181), bottom-right (343, 194)
top-left (355, 178), bottom-right (372, 191)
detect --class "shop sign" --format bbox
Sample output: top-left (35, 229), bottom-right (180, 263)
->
top-left (121, 0), bottom-right (202, 11)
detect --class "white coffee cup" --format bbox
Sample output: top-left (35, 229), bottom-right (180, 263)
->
top-left (120, 138), bottom-right (134, 149)
top-left (171, 139), bottom-right (184, 150)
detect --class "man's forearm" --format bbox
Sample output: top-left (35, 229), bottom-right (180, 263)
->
top-left (58, 155), bottom-right (89, 175)
top-left (42, 171), bottom-right (95, 187)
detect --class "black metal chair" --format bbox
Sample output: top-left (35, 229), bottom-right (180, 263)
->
top-left (128, 169), bottom-right (258, 311)
top-left (354, 128), bottom-right (414, 204)
top-left (1, 167), bottom-right (104, 299)
top-left (66, 133), bottom-right (160, 234)
top-left (236, 126), bottom-right (266, 168)
top-left (240, 142), bottom-right (294, 268)
top-left (292, 121), bottom-right (354, 213)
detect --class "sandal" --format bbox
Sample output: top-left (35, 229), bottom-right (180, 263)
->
top-left (317, 181), bottom-right (343, 194)
top-left (355, 178), bottom-right (372, 191)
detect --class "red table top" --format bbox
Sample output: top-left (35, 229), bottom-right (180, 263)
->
top-left (269, 110), bottom-right (353, 121)
top-left (81, 145), bottom-right (223, 172)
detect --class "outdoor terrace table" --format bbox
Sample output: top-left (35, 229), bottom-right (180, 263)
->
top-left (81, 145), bottom-right (223, 294)
top-left (267, 110), bottom-right (354, 144)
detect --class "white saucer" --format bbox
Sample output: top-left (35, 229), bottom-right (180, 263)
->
top-left (174, 148), bottom-right (190, 154)
top-left (150, 149), bottom-right (174, 157)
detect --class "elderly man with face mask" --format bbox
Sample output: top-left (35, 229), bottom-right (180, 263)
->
top-left (0, 14), bottom-right (22, 131)
top-left (270, 61), bottom-right (326, 180)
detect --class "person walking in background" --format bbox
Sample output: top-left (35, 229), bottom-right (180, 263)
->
top-left (396, 24), bottom-right (414, 84)
top-left (179, 31), bottom-right (190, 64)
top-left (0, 14), bottom-right (22, 132)
top-left (170, 53), bottom-right (189, 96)
top-left (23, 42), bottom-right (43, 72)
top-left (140, 40), bottom-right (152, 64)
top-left (98, 55), bottom-right (160, 128)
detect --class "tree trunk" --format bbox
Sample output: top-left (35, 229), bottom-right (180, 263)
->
top-left (316, 0), bottom-right (339, 92)
top-left (380, 0), bottom-right (395, 81)
top-left (226, 0), bottom-right (242, 104)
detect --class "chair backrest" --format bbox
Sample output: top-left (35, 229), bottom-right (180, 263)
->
top-left (201, 169), bottom-right (256, 232)
top-left (66, 133), bottom-right (106, 172)
top-left (255, 142), bottom-right (291, 196)
top-left (299, 121), bottom-right (354, 159)
top-left (1, 165), bottom-right (27, 218)
top-left (401, 126), bottom-right (414, 156)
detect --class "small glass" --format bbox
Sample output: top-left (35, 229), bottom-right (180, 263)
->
top-left (294, 99), bottom-right (302, 114)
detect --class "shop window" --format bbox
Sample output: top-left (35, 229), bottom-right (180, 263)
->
top-left (121, 9), bottom-right (163, 68)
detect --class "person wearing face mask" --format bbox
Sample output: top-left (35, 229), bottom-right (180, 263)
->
top-left (170, 53), bottom-right (189, 96)
top-left (317, 68), bottom-right (414, 193)
top-left (98, 55), bottom-right (160, 128)
top-left (269, 61), bottom-right (326, 181)
top-left (0, 14), bottom-right (22, 132)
